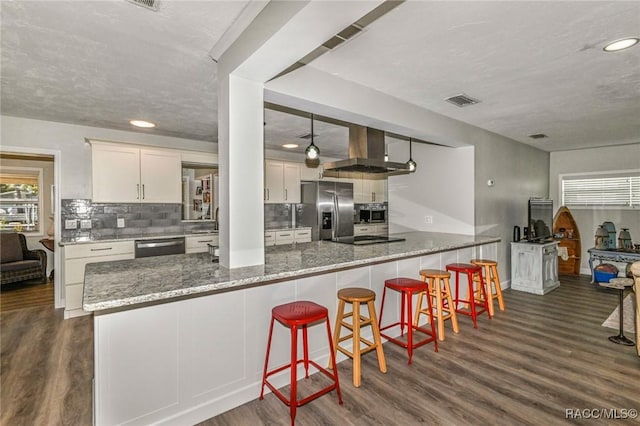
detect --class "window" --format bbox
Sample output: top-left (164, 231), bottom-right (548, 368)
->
top-left (561, 171), bottom-right (640, 208)
top-left (0, 167), bottom-right (43, 233)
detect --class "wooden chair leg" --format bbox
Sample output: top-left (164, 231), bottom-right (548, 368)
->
top-left (367, 300), bottom-right (387, 374)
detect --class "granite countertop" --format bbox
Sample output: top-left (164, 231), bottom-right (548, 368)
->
top-left (60, 230), bottom-right (218, 246)
top-left (84, 231), bottom-right (499, 313)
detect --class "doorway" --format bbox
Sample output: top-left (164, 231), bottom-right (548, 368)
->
top-left (0, 151), bottom-right (59, 312)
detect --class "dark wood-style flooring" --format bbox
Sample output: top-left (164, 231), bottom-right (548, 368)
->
top-left (1, 275), bottom-right (638, 426)
top-left (0, 278), bottom-right (54, 313)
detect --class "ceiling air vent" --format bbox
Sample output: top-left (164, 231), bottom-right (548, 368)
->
top-left (126, 0), bottom-right (159, 11)
top-left (528, 133), bottom-right (549, 139)
top-left (297, 133), bottom-right (318, 140)
top-left (445, 94), bottom-right (480, 107)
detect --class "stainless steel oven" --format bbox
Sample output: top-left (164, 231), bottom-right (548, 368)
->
top-left (359, 206), bottom-right (386, 223)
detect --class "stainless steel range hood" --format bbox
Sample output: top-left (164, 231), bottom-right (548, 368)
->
top-left (323, 125), bottom-right (411, 177)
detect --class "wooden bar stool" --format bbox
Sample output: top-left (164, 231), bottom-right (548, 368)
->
top-left (260, 301), bottom-right (343, 424)
top-left (471, 259), bottom-right (505, 316)
top-left (378, 278), bottom-right (438, 364)
top-left (446, 263), bottom-right (492, 328)
top-left (333, 288), bottom-right (387, 387)
top-left (416, 269), bottom-right (459, 341)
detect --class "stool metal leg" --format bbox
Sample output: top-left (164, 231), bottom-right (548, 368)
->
top-left (608, 288), bottom-right (635, 346)
top-left (290, 325), bottom-right (298, 424)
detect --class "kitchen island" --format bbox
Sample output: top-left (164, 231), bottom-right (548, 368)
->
top-left (85, 232), bottom-right (499, 425)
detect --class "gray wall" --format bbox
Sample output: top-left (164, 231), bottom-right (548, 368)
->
top-left (550, 143), bottom-right (640, 274)
top-left (473, 132), bottom-right (550, 282)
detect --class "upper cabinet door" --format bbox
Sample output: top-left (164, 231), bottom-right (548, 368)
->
top-left (92, 143), bottom-right (141, 203)
top-left (283, 163), bottom-right (301, 203)
top-left (140, 149), bottom-right (182, 203)
top-left (264, 161), bottom-right (284, 203)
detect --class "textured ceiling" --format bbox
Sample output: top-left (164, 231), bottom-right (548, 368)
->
top-left (1, 1), bottom-right (639, 154)
top-left (1, 0), bottom-right (248, 141)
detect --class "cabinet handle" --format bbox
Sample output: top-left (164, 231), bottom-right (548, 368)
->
top-left (137, 184), bottom-right (140, 200)
top-left (280, 233), bottom-right (291, 237)
top-left (91, 247), bottom-right (113, 251)
top-left (197, 239), bottom-right (213, 243)
top-left (284, 189), bottom-right (288, 200)
top-left (142, 184), bottom-right (145, 200)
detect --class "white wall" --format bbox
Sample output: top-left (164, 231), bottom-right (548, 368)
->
top-left (388, 143), bottom-right (475, 235)
top-left (1, 116), bottom-right (216, 199)
top-left (550, 143), bottom-right (640, 274)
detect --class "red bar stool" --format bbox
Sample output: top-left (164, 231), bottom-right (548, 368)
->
top-left (446, 263), bottom-right (492, 328)
top-left (471, 259), bottom-right (505, 316)
top-left (333, 288), bottom-right (387, 387)
top-left (260, 301), bottom-right (343, 424)
top-left (378, 278), bottom-right (438, 364)
top-left (416, 269), bottom-right (459, 341)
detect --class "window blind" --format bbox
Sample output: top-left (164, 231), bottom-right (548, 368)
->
top-left (562, 175), bottom-right (640, 207)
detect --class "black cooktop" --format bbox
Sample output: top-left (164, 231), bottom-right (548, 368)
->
top-left (332, 235), bottom-right (406, 245)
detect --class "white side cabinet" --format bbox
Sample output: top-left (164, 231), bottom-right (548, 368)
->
top-left (62, 241), bottom-right (134, 318)
top-left (510, 241), bottom-right (560, 295)
top-left (91, 141), bottom-right (182, 203)
top-left (185, 234), bottom-right (219, 254)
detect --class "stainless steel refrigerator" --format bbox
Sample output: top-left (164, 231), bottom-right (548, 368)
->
top-left (298, 181), bottom-right (354, 241)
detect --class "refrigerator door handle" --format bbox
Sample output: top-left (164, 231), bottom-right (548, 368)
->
top-left (331, 194), bottom-right (340, 240)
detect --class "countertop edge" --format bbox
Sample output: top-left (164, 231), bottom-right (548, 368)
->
top-left (83, 235), bottom-right (500, 313)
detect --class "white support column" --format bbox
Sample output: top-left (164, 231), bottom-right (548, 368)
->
top-left (217, 73), bottom-right (265, 268)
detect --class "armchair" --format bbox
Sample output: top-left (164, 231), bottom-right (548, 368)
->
top-left (0, 232), bottom-right (47, 285)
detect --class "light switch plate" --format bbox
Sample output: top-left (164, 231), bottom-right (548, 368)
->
top-left (80, 219), bottom-right (92, 229)
top-left (117, 218), bottom-right (125, 228)
top-left (64, 219), bottom-right (78, 230)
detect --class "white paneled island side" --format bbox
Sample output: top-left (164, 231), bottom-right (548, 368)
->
top-left (85, 232), bottom-right (500, 425)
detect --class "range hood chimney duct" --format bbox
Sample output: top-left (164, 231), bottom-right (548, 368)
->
top-left (323, 125), bottom-right (411, 177)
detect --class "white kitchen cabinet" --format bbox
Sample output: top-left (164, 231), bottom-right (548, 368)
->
top-left (354, 224), bottom-right (374, 236)
top-left (352, 174), bottom-right (387, 203)
top-left (62, 241), bottom-right (134, 318)
top-left (185, 234), bottom-right (219, 254)
top-left (294, 228), bottom-right (312, 243)
top-left (354, 223), bottom-right (388, 236)
top-left (275, 230), bottom-right (295, 245)
top-left (264, 231), bottom-right (276, 246)
top-left (264, 161), bottom-right (300, 203)
top-left (91, 141), bottom-right (181, 203)
top-left (300, 164), bottom-right (323, 181)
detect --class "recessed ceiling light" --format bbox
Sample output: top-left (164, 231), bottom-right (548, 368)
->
top-left (129, 119), bottom-right (156, 128)
top-left (603, 37), bottom-right (640, 52)
top-left (282, 143), bottom-right (299, 149)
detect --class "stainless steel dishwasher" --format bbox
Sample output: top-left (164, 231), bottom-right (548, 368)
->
top-left (134, 237), bottom-right (185, 258)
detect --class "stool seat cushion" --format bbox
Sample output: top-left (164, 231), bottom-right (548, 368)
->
top-left (419, 269), bottom-right (450, 278)
top-left (446, 263), bottom-right (481, 273)
top-left (338, 287), bottom-right (375, 302)
top-left (385, 277), bottom-right (428, 291)
top-left (272, 301), bottom-right (328, 325)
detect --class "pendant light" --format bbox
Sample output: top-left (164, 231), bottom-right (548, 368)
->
top-left (407, 138), bottom-right (417, 172)
top-left (305, 114), bottom-right (320, 160)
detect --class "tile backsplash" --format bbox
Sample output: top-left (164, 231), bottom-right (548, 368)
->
top-left (264, 204), bottom-right (293, 229)
top-left (61, 199), bottom-right (215, 241)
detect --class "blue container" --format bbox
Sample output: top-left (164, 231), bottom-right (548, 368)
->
top-left (594, 270), bottom-right (617, 283)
